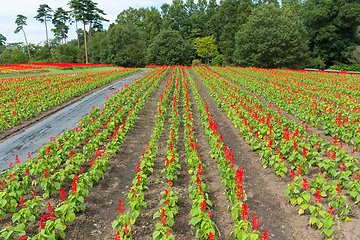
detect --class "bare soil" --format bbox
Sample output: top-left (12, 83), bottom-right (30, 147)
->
top-left (3, 67), bottom-right (360, 239)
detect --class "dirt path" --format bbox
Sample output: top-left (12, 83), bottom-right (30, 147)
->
top-left (62, 70), bottom-right (169, 240)
top-left (189, 69), bottom-right (321, 240)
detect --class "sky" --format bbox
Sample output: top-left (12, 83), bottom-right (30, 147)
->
top-left (1, 0), bottom-right (174, 45)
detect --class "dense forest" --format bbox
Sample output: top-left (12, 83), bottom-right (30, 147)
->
top-left (0, 0), bottom-right (360, 69)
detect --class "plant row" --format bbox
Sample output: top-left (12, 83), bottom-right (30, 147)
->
top-left (193, 65), bottom-right (360, 238)
top-left (0, 67), bottom-right (138, 129)
top-left (0, 66), bottom-right (169, 239)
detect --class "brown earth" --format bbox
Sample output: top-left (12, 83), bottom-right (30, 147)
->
top-left (3, 67), bottom-right (360, 240)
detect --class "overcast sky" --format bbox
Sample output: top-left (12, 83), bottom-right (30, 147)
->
top-left (1, 0), bottom-right (174, 45)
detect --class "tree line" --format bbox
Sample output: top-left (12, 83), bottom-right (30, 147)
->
top-left (0, 0), bottom-right (360, 69)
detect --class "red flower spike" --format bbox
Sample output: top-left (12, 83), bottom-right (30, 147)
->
top-left (251, 212), bottom-right (261, 230)
top-left (328, 206), bottom-right (334, 216)
top-left (208, 232), bottom-right (216, 240)
top-left (260, 230), bottom-right (268, 240)
top-left (117, 199), bottom-right (124, 213)
top-left (302, 178), bottom-right (310, 190)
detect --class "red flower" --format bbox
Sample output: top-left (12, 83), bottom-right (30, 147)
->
top-left (355, 172), bottom-right (359, 180)
top-left (20, 234), bottom-right (26, 240)
top-left (200, 200), bottom-right (207, 211)
top-left (123, 223), bottom-right (129, 234)
top-left (117, 199), bottom-right (124, 213)
top-left (168, 178), bottom-right (173, 187)
top-left (336, 183), bottom-right (341, 196)
top-left (60, 188), bottom-right (67, 201)
top-left (314, 188), bottom-right (322, 202)
top-left (166, 228), bottom-right (173, 236)
top-left (303, 147), bottom-right (308, 158)
top-left (251, 212), bottom-right (261, 230)
top-left (207, 210), bottom-right (211, 218)
top-left (208, 232), bottom-right (216, 240)
top-left (302, 178), bottom-right (310, 190)
top-left (136, 162), bottom-right (142, 172)
top-left (241, 202), bottom-right (249, 221)
top-left (19, 197), bottom-right (25, 207)
top-left (340, 162), bottom-right (346, 171)
top-left (197, 163), bottom-right (204, 176)
top-left (260, 230), bottom-right (268, 240)
top-left (328, 206), bottom-right (334, 216)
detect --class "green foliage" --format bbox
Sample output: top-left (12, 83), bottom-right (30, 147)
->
top-left (305, 56), bottom-right (326, 69)
top-left (194, 35), bottom-right (218, 64)
top-left (10, 48), bottom-right (28, 64)
top-left (51, 43), bottom-right (82, 63)
top-left (192, 59), bottom-right (202, 66)
top-left (328, 64), bottom-right (360, 72)
top-left (145, 29), bottom-right (193, 66)
top-left (14, 15), bottom-right (27, 34)
top-left (212, 54), bottom-right (225, 66)
top-left (52, 7), bottom-right (71, 43)
top-left (301, 0), bottom-right (360, 67)
top-left (0, 46), bottom-right (11, 65)
top-left (99, 24), bottom-right (146, 67)
top-left (233, 4), bottom-right (309, 69)
top-left (0, 34), bottom-right (6, 46)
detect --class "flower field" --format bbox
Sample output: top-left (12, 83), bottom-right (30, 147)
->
top-left (0, 66), bottom-right (138, 130)
top-left (0, 65), bottom-right (359, 239)
top-left (0, 63), bottom-right (119, 74)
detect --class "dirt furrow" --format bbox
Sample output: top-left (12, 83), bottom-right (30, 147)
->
top-left (62, 70), bottom-right (170, 240)
top-left (190, 69), bottom-right (320, 240)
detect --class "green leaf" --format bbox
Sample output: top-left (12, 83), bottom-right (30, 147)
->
top-left (153, 231), bottom-right (161, 240)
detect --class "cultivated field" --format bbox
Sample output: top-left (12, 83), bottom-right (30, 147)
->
top-left (0, 65), bottom-right (359, 240)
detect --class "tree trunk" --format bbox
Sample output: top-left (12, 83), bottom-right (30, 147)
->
top-left (62, 20), bottom-right (66, 44)
top-left (45, 17), bottom-right (49, 46)
top-left (76, 21), bottom-right (80, 49)
top-left (22, 27), bottom-right (31, 61)
top-left (83, 20), bottom-right (88, 63)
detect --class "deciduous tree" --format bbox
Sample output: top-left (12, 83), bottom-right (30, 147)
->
top-left (233, 4), bottom-right (309, 69)
top-left (301, 0), bottom-right (360, 66)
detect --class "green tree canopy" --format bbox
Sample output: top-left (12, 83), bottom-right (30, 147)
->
top-left (99, 24), bottom-right (146, 67)
top-left (145, 29), bottom-right (193, 66)
top-left (233, 4), bottom-right (309, 69)
top-left (34, 4), bottom-right (52, 46)
top-left (0, 34), bottom-right (6, 46)
top-left (52, 7), bottom-right (71, 44)
top-left (194, 35), bottom-right (218, 64)
top-left (301, 0), bottom-right (360, 66)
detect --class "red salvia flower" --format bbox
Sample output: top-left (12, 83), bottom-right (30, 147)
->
top-left (336, 183), bottom-right (341, 196)
top-left (208, 232), bottom-right (216, 240)
top-left (315, 188), bottom-right (322, 202)
top-left (60, 188), bottom-right (67, 201)
top-left (303, 147), bottom-right (308, 158)
top-left (117, 199), bottom-right (123, 213)
top-left (302, 178), bottom-right (310, 190)
top-left (328, 206), bottom-right (334, 216)
top-left (251, 212), bottom-right (261, 230)
top-left (123, 223), bottom-right (129, 234)
top-left (19, 197), bottom-right (25, 207)
top-left (241, 202), bottom-right (249, 221)
top-left (200, 200), bottom-right (207, 211)
top-left (260, 230), bottom-right (268, 240)
top-left (354, 172), bottom-right (359, 180)
top-left (340, 162), bottom-right (346, 171)
top-left (166, 228), bottom-right (173, 236)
